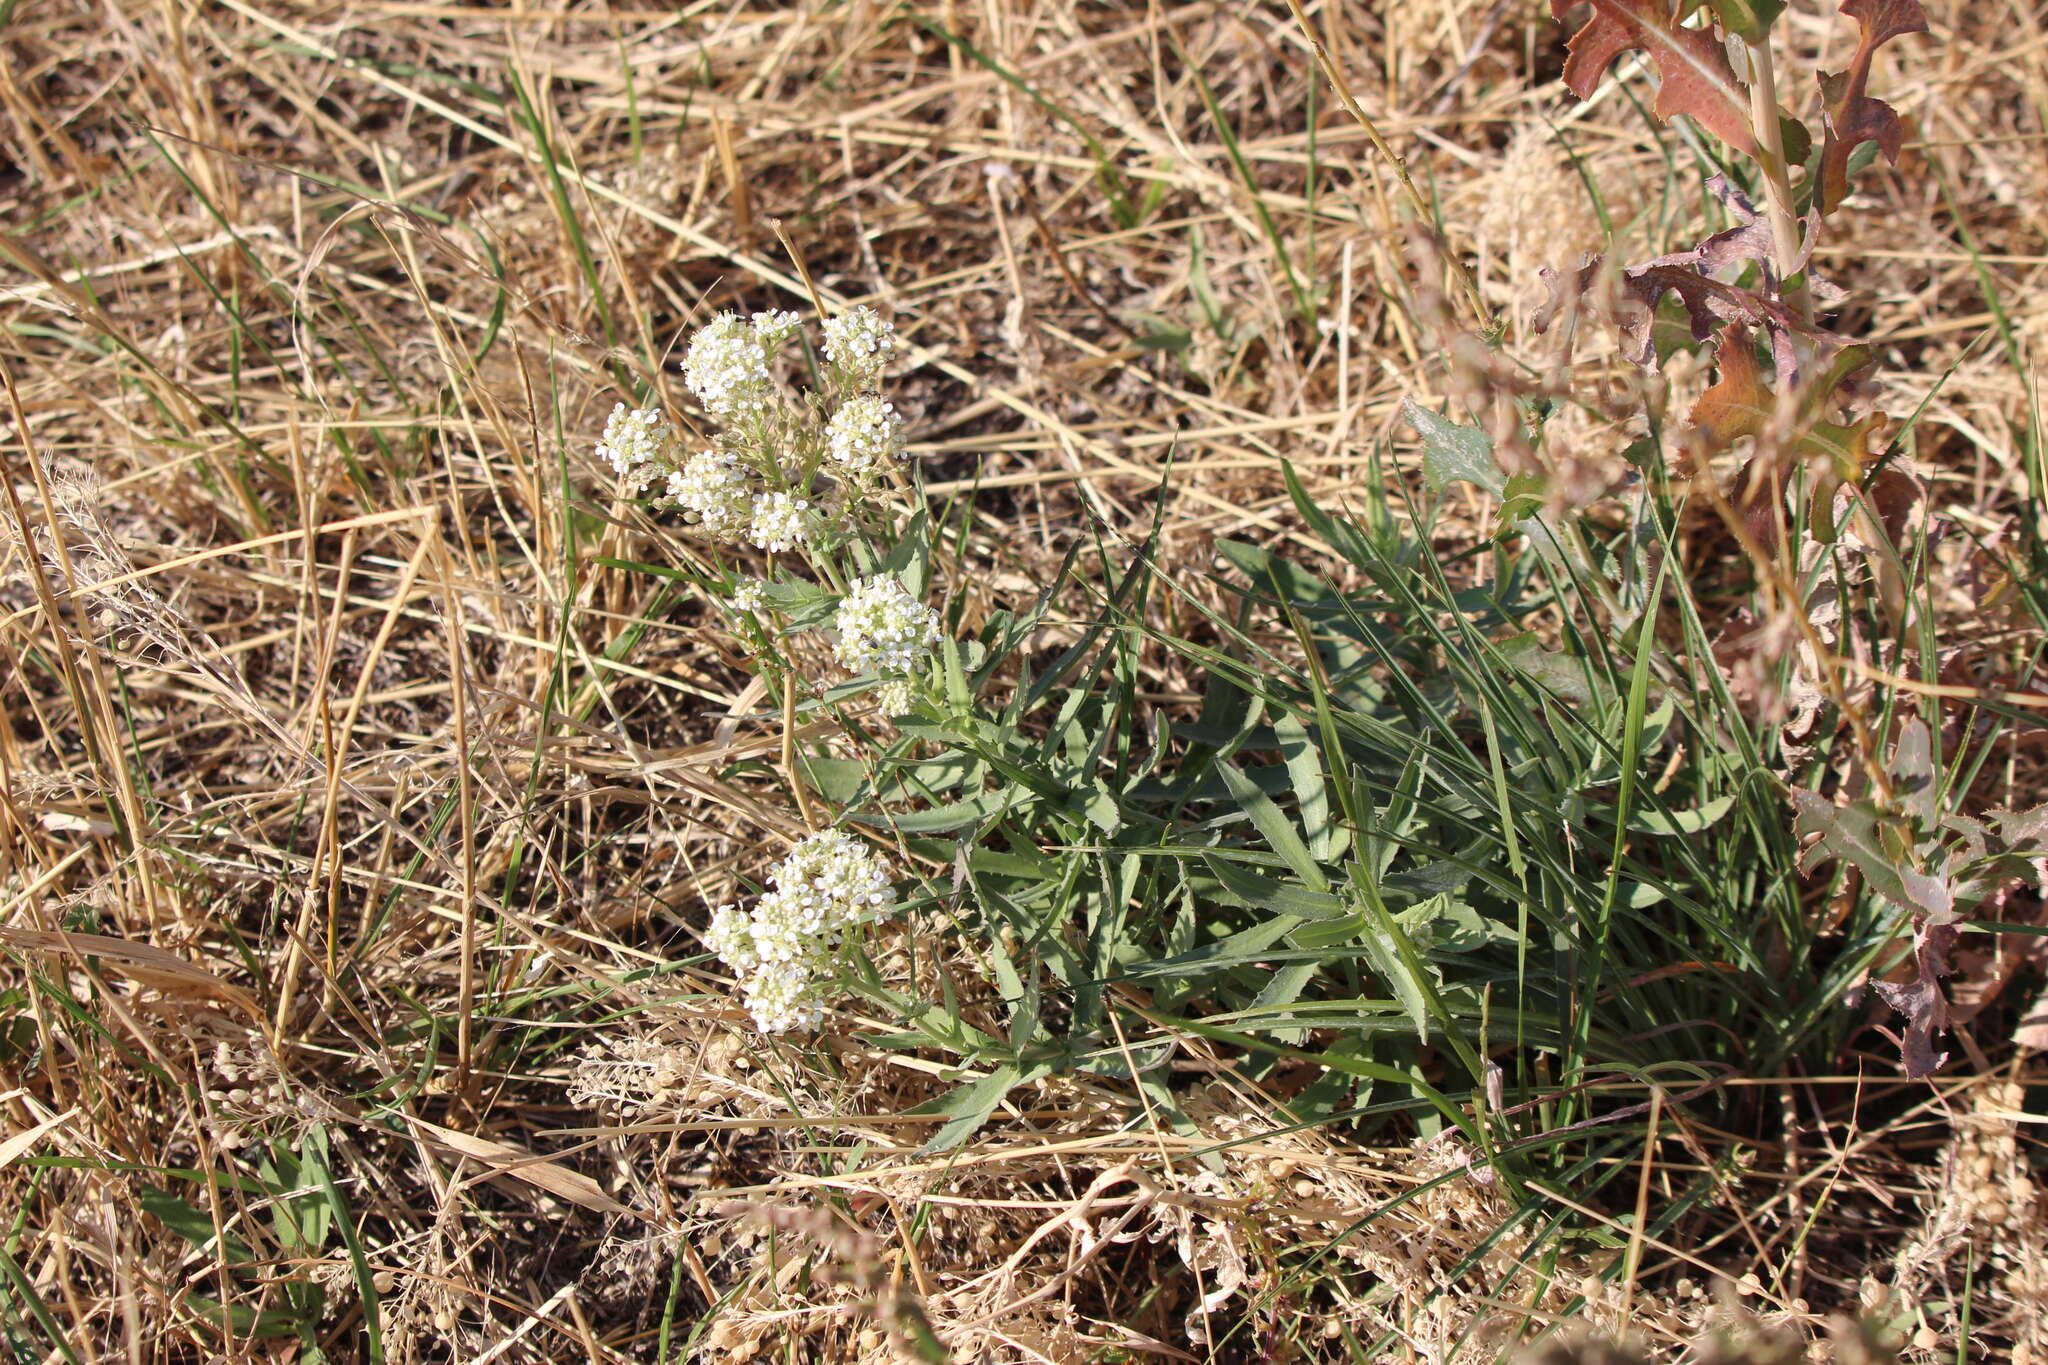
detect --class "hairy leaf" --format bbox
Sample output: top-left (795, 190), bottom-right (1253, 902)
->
top-left (1792, 789), bottom-right (1953, 919)
top-left (1552, 0), bottom-right (1757, 153)
top-left (1817, 0), bottom-right (1928, 211)
top-left (1402, 397), bottom-right (1504, 497)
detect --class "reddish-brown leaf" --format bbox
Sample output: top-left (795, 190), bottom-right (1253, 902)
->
top-left (1872, 918), bottom-right (1956, 1078)
top-left (1552, 1), bottom-right (1757, 154)
top-left (1862, 465), bottom-right (1921, 548)
top-left (1691, 323), bottom-right (1772, 445)
top-left (1842, 0), bottom-right (1930, 47)
top-left (1817, 0), bottom-right (1929, 210)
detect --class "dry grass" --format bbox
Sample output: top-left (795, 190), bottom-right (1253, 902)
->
top-left (1, 1), bottom-right (2045, 1361)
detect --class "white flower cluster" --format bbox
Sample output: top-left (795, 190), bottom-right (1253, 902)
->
top-left (681, 311), bottom-right (797, 422)
top-left (728, 577), bottom-right (767, 613)
top-left (596, 404), bottom-right (676, 492)
top-left (875, 678), bottom-right (915, 715)
top-left (596, 306), bottom-right (909, 553)
top-left (826, 396), bottom-right (905, 474)
top-left (665, 448), bottom-right (753, 540)
top-left (703, 830), bottom-right (896, 1033)
top-left (748, 491), bottom-right (811, 553)
top-left (835, 574), bottom-right (941, 676)
top-left (821, 306), bottom-right (896, 386)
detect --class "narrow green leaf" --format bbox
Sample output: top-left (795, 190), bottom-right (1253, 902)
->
top-left (1220, 761), bottom-right (1327, 892)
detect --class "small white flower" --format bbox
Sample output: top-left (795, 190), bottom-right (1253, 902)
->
top-left (729, 577), bottom-right (767, 613)
top-left (682, 312), bottom-right (775, 421)
top-left (595, 404), bottom-right (676, 492)
top-left (666, 449), bottom-right (753, 542)
top-left (750, 309), bottom-right (803, 351)
top-left (771, 829), bottom-right (897, 924)
top-left (835, 575), bottom-right (941, 676)
top-left (739, 959), bottom-right (826, 1034)
top-left (703, 903), bottom-right (758, 973)
top-left (701, 831), bottom-right (897, 1034)
top-left (826, 396), bottom-right (906, 474)
top-left (749, 490), bottom-right (810, 553)
top-left (821, 306), bottom-right (895, 386)
top-left (875, 678), bottom-right (914, 715)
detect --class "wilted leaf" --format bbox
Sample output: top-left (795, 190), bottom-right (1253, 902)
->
top-left (1552, 0), bottom-right (1757, 154)
top-left (410, 1118), bottom-right (638, 1217)
top-left (1817, 0), bottom-right (1929, 211)
top-left (1871, 918), bottom-right (1956, 1077)
top-left (1536, 254), bottom-right (1838, 370)
top-left (1733, 453), bottom-right (1789, 553)
top-left (1687, 175), bottom-right (1786, 277)
top-left (1692, 323), bottom-right (1772, 444)
top-left (1862, 466), bottom-right (1922, 550)
top-left (1402, 397), bottom-right (1504, 497)
top-left (0, 927), bottom-right (262, 1020)
top-left (2017, 969), bottom-right (2048, 1052)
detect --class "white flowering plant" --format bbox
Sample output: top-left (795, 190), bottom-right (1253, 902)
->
top-left (701, 829), bottom-right (897, 1033)
top-left (596, 303), bottom-right (949, 723)
top-left (591, 305), bottom-right (959, 1037)
top-left (600, 305), bottom-right (907, 561)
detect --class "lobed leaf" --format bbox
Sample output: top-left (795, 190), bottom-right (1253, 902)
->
top-left (1691, 322), bottom-right (1772, 445)
top-left (1816, 0), bottom-right (1928, 211)
top-left (1791, 789), bottom-right (1954, 919)
top-left (1552, 0), bottom-right (1757, 154)
top-left (1872, 918), bottom-right (1956, 1077)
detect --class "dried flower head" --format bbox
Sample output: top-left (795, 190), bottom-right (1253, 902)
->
top-left (826, 396), bottom-right (906, 475)
top-left (834, 574), bottom-right (941, 676)
top-left (703, 830), bottom-right (897, 1033)
top-left (595, 404), bottom-right (677, 492)
top-left (821, 306), bottom-right (895, 386)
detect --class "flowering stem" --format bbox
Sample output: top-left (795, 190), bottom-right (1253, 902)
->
top-left (781, 669), bottom-right (818, 831)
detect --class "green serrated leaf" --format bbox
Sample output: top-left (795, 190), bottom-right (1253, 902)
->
top-left (1792, 790), bottom-right (1954, 918)
top-left (911, 1062), bottom-right (1048, 1154)
top-left (1402, 397), bottom-right (1504, 497)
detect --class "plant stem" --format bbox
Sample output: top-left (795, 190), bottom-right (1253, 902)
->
top-left (1284, 0), bottom-right (1491, 329)
top-left (1744, 34), bottom-right (1812, 325)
